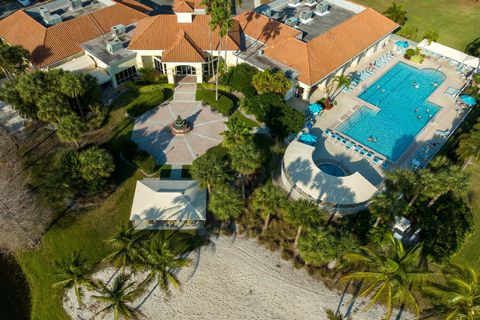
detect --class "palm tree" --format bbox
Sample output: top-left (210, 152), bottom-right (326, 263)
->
top-left (330, 74), bottom-right (351, 98)
top-left (426, 163), bottom-right (468, 208)
top-left (423, 262), bottom-right (480, 319)
top-left (209, 184), bottom-right (244, 222)
top-left (456, 125), bottom-right (480, 170)
top-left (210, 0), bottom-right (233, 100)
top-left (0, 44), bottom-right (30, 80)
top-left (202, 0), bottom-right (215, 77)
top-left (325, 309), bottom-right (344, 320)
top-left (221, 117), bottom-right (252, 149)
top-left (52, 250), bottom-right (93, 305)
top-left (230, 140), bottom-right (262, 198)
top-left (383, 2), bottom-right (407, 25)
top-left (103, 224), bottom-right (149, 272)
top-left (252, 183), bottom-right (286, 234)
top-left (137, 232), bottom-right (191, 294)
top-left (191, 152), bottom-right (229, 193)
top-left (56, 114), bottom-right (84, 148)
top-left (284, 199), bottom-right (323, 249)
top-left (369, 190), bottom-right (407, 227)
top-left (59, 72), bottom-right (87, 120)
top-left (342, 233), bottom-right (430, 320)
top-left (93, 273), bottom-right (145, 320)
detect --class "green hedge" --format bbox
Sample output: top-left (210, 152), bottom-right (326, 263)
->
top-left (122, 141), bottom-right (158, 174)
top-left (196, 86), bottom-right (236, 116)
top-left (126, 85), bottom-right (173, 117)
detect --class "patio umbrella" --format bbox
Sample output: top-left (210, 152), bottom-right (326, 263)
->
top-left (299, 133), bottom-right (318, 145)
top-left (307, 103), bottom-right (323, 115)
top-left (395, 41), bottom-right (409, 48)
top-left (459, 95), bottom-right (477, 106)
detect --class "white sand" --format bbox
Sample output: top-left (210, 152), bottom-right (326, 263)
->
top-left (63, 235), bottom-right (410, 320)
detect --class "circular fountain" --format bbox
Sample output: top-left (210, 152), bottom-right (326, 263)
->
top-left (170, 115), bottom-right (191, 135)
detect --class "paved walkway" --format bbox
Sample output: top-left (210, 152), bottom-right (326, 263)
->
top-left (0, 101), bottom-right (25, 134)
top-left (131, 82), bottom-right (227, 165)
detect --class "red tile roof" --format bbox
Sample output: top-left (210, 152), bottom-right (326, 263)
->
top-left (239, 8), bottom-right (398, 86)
top-left (234, 11), bottom-right (302, 46)
top-left (113, 0), bottom-right (153, 13)
top-left (129, 14), bottom-right (240, 53)
top-left (173, 0), bottom-right (206, 10)
top-left (162, 30), bottom-right (206, 62)
top-left (0, 3), bottom-right (147, 67)
top-left (174, 0), bottom-right (194, 13)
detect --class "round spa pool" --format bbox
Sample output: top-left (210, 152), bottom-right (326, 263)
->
top-left (317, 162), bottom-right (348, 177)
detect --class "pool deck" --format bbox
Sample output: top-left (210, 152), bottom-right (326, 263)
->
top-left (305, 40), bottom-right (469, 187)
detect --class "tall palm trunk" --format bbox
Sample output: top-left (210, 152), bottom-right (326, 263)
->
top-left (215, 35), bottom-right (223, 101)
top-left (75, 96), bottom-right (86, 121)
top-left (462, 156), bottom-right (473, 171)
top-left (262, 212), bottom-right (270, 234)
top-left (209, 30), bottom-right (213, 77)
top-left (240, 173), bottom-right (246, 199)
top-left (373, 216), bottom-right (382, 228)
top-left (293, 225), bottom-right (302, 249)
top-left (427, 192), bottom-right (444, 207)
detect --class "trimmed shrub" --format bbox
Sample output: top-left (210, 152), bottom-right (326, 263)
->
top-left (405, 48), bottom-right (416, 59)
top-left (220, 63), bottom-right (258, 97)
top-left (132, 150), bottom-right (158, 174)
top-left (122, 140), bottom-right (138, 161)
top-left (196, 86), bottom-right (236, 116)
top-left (281, 248), bottom-right (294, 261)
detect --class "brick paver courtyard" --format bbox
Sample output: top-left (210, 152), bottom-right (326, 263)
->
top-left (131, 83), bottom-right (227, 165)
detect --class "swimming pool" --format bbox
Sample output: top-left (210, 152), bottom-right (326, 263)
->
top-left (337, 62), bottom-right (446, 161)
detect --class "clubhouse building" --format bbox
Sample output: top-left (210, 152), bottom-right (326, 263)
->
top-left (0, 0), bottom-right (398, 98)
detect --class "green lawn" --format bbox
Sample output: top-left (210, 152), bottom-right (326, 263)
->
top-left (14, 83), bottom-right (170, 320)
top-left (454, 161), bottom-right (480, 273)
top-left (355, 0), bottom-right (480, 51)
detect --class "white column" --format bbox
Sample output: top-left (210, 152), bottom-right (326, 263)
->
top-left (167, 65), bottom-right (175, 84)
top-left (302, 86), bottom-right (311, 100)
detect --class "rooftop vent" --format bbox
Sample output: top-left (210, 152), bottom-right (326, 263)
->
top-left (111, 24), bottom-right (126, 37)
top-left (106, 38), bottom-right (124, 54)
top-left (304, 0), bottom-right (317, 7)
top-left (288, 0), bottom-right (302, 7)
top-left (285, 17), bottom-right (299, 27)
top-left (261, 9), bottom-right (274, 18)
top-left (299, 10), bottom-right (314, 23)
top-left (44, 13), bottom-right (63, 26)
top-left (68, 0), bottom-right (83, 11)
top-left (315, 1), bottom-right (329, 16)
top-left (39, 6), bottom-right (51, 18)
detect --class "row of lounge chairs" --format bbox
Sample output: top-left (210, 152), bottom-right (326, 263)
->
top-left (323, 128), bottom-right (387, 168)
top-left (344, 52), bottom-right (394, 92)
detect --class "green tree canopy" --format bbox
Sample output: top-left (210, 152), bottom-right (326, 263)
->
top-left (342, 233), bottom-right (430, 319)
top-left (284, 199), bottom-right (324, 248)
top-left (424, 262), bottom-right (480, 319)
top-left (423, 30), bottom-right (439, 44)
top-left (93, 273), bottom-right (145, 320)
top-left (56, 114), bottom-right (85, 148)
top-left (383, 2), bottom-right (408, 25)
top-left (252, 69), bottom-right (291, 95)
top-left (52, 250), bottom-right (93, 306)
top-left (191, 151), bottom-right (230, 192)
top-left (209, 184), bottom-right (244, 221)
top-left (77, 146), bottom-right (115, 184)
top-left (0, 44), bottom-right (30, 80)
top-left (298, 228), bottom-right (337, 266)
top-left (104, 224), bottom-right (149, 271)
top-left (252, 183), bottom-right (286, 233)
top-left (222, 117), bottom-right (253, 149)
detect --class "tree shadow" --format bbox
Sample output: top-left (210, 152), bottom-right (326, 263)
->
top-left (465, 37), bottom-right (480, 57)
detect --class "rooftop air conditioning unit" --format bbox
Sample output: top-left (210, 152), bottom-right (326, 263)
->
top-left (261, 9), bottom-right (273, 18)
top-left (111, 24), bottom-right (126, 37)
top-left (315, 1), bottom-right (329, 16)
top-left (106, 38), bottom-right (124, 54)
top-left (44, 14), bottom-right (63, 26)
top-left (258, 49), bottom-right (264, 56)
top-left (69, 0), bottom-right (83, 11)
top-left (288, 0), bottom-right (302, 7)
top-left (39, 7), bottom-right (51, 18)
top-left (299, 10), bottom-right (314, 23)
top-left (285, 17), bottom-right (299, 27)
top-left (304, 0), bottom-right (317, 7)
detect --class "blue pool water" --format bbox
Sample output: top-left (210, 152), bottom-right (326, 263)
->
top-left (337, 62), bottom-right (446, 161)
